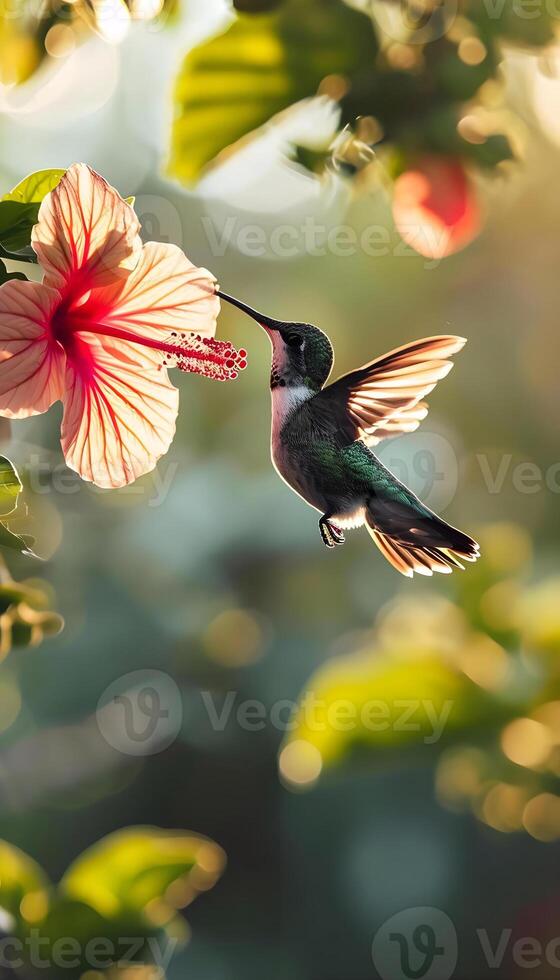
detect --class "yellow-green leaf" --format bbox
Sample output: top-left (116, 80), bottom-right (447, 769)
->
top-left (284, 650), bottom-right (518, 768)
top-left (0, 169), bottom-right (65, 255)
top-left (3, 169), bottom-right (66, 204)
top-left (0, 20), bottom-right (43, 87)
top-left (0, 455), bottom-right (22, 517)
top-left (0, 201), bottom-right (38, 254)
top-left (0, 840), bottom-right (50, 924)
top-left (61, 827), bottom-right (226, 920)
top-left (169, 0), bottom-right (376, 184)
top-left (0, 456), bottom-right (38, 557)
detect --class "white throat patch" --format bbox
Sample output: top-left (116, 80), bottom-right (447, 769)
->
top-left (270, 384), bottom-right (310, 438)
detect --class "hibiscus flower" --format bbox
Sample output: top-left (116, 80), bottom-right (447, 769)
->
top-left (0, 163), bottom-right (246, 488)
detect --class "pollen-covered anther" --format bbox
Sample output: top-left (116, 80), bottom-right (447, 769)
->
top-left (164, 332), bottom-right (248, 381)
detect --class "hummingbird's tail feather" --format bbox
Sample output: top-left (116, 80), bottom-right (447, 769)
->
top-left (365, 500), bottom-right (480, 578)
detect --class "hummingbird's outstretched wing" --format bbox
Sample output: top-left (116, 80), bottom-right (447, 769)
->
top-left (312, 335), bottom-right (466, 446)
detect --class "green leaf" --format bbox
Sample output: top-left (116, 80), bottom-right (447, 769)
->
top-left (0, 169), bottom-right (66, 257)
top-left (22, 895), bottom-right (163, 976)
top-left (0, 456), bottom-right (38, 556)
top-left (3, 168), bottom-right (66, 204)
top-left (39, 897), bottom-right (119, 950)
top-left (61, 827), bottom-right (226, 920)
top-left (169, 0), bottom-right (377, 183)
top-left (0, 839), bottom-right (50, 925)
top-left (0, 455), bottom-right (22, 517)
top-left (0, 523), bottom-right (37, 557)
top-left (0, 200), bottom-right (40, 253)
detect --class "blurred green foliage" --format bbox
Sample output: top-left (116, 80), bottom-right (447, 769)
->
top-left (169, 0), bottom-right (376, 183)
top-left (0, 565), bottom-right (63, 655)
top-left (283, 524), bottom-right (560, 841)
top-left (0, 457), bottom-right (39, 557)
top-left (0, 827), bottom-right (225, 978)
top-left (170, 0), bottom-right (555, 184)
top-left (0, 0), bottom-right (174, 87)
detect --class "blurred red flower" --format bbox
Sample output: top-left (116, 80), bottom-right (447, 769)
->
top-left (392, 155), bottom-right (482, 260)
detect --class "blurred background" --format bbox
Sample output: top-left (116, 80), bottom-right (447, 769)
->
top-left (1, 0), bottom-right (560, 977)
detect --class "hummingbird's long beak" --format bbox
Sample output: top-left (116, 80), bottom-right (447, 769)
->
top-left (216, 290), bottom-right (281, 333)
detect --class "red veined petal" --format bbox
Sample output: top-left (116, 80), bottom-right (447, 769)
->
top-left (85, 242), bottom-right (220, 363)
top-left (0, 279), bottom-right (65, 418)
top-left (60, 336), bottom-right (179, 488)
top-left (31, 163), bottom-right (142, 292)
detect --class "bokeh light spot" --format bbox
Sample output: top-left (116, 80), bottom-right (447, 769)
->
top-left (457, 634), bottom-right (509, 691)
top-left (501, 718), bottom-right (553, 769)
top-left (203, 608), bottom-right (265, 667)
top-left (19, 890), bottom-right (48, 924)
top-left (481, 782), bottom-right (527, 833)
top-left (279, 740), bottom-right (322, 790)
top-left (436, 747), bottom-right (486, 809)
top-left (45, 25), bottom-right (76, 59)
top-left (523, 793), bottom-right (560, 842)
top-left (458, 37), bottom-right (487, 66)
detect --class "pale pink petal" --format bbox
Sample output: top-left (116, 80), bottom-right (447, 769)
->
top-left (60, 337), bottom-right (178, 488)
top-left (0, 280), bottom-right (65, 418)
top-left (31, 163), bottom-right (142, 292)
top-left (85, 242), bottom-right (220, 363)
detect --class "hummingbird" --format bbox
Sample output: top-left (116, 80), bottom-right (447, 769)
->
top-left (217, 289), bottom-right (480, 577)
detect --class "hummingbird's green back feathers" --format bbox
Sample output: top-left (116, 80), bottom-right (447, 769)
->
top-left (331, 440), bottom-right (479, 577)
top-left (361, 453), bottom-right (479, 577)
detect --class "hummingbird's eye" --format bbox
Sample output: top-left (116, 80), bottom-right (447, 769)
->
top-left (286, 334), bottom-right (304, 351)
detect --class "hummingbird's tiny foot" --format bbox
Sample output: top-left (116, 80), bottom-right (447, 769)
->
top-left (319, 518), bottom-right (336, 548)
top-left (329, 523), bottom-right (345, 545)
top-left (319, 517), bottom-right (345, 548)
